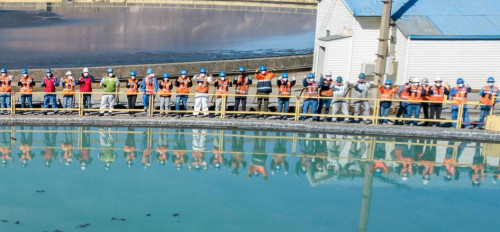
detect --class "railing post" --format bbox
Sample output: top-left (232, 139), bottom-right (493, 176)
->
top-left (294, 97), bottom-right (301, 121)
top-left (79, 92), bottom-right (83, 116)
top-left (221, 95), bottom-right (227, 119)
top-left (11, 92), bottom-right (15, 116)
top-left (149, 93), bottom-right (154, 117)
top-left (372, 99), bottom-right (379, 125)
top-left (456, 103), bottom-right (463, 129)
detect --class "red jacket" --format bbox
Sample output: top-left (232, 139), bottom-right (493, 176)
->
top-left (79, 74), bottom-right (94, 92)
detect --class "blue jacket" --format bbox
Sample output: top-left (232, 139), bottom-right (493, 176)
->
top-left (140, 76), bottom-right (159, 93)
top-left (478, 86), bottom-right (500, 104)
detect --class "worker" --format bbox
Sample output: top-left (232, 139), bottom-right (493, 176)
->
top-left (254, 65), bottom-right (276, 119)
top-left (214, 71), bottom-right (232, 118)
top-left (478, 77), bottom-right (500, 129)
top-left (331, 76), bottom-right (350, 122)
top-left (61, 71), bottom-right (77, 115)
top-left (79, 67), bottom-right (95, 115)
top-left (17, 68), bottom-right (35, 114)
top-left (192, 68), bottom-right (213, 117)
top-left (98, 127), bottom-right (116, 170)
top-left (352, 73), bottom-right (371, 124)
top-left (395, 79), bottom-right (412, 125)
top-left (124, 128), bottom-right (137, 168)
top-left (174, 69), bottom-right (192, 118)
top-left (141, 68), bottom-right (158, 114)
top-left (317, 71), bottom-right (333, 121)
top-left (300, 73), bottom-right (319, 121)
top-left (233, 66), bottom-right (252, 118)
top-left (276, 72), bottom-right (296, 120)
top-left (190, 129), bottom-right (208, 172)
top-left (427, 76), bottom-right (448, 127)
top-left (76, 127), bottom-right (92, 170)
top-left (61, 128), bottom-right (74, 166)
top-left (420, 78), bottom-right (431, 126)
top-left (126, 70), bottom-right (139, 117)
top-left (18, 127), bottom-right (34, 168)
top-left (405, 77), bottom-right (427, 126)
top-left (41, 68), bottom-right (59, 115)
top-left (156, 128), bottom-right (169, 166)
top-left (159, 72), bottom-right (173, 117)
top-left (0, 68), bottom-right (12, 115)
top-left (99, 68), bottom-right (120, 116)
top-left (450, 78), bottom-right (472, 128)
top-left (378, 79), bottom-right (397, 124)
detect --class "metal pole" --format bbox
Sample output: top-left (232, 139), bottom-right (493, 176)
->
top-left (374, 0), bottom-right (393, 91)
top-left (358, 162), bottom-right (374, 232)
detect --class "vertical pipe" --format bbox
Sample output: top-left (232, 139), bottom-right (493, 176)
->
top-left (374, 0), bottom-right (393, 87)
top-left (358, 162), bottom-right (374, 232)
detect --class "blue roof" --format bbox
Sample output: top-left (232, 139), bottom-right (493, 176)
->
top-left (342, 0), bottom-right (500, 38)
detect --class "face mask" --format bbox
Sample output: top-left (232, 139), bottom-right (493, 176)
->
top-left (83, 73), bottom-right (88, 77)
top-left (282, 78), bottom-right (288, 82)
top-left (435, 82), bottom-right (442, 87)
top-left (46, 73), bottom-right (51, 77)
top-left (200, 73), bottom-right (206, 78)
top-left (23, 74), bottom-right (28, 78)
top-left (385, 85), bottom-right (390, 88)
top-left (108, 73), bottom-right (113, 77)
top-left (413, 83), bottom-right (420, 87)
top-left (164, 78), bottom-right (168, 82)
top-left (261, 71), bottom-right (266, 75)
top-left (308, 79), bottom-right (313, 83)
top-left (488, 83), bottom-right (494, 87)
top-left (326, 76), bottom-right (332, 80)
top-left (458, 84), bottom-right (464, 88)
top-left (150, 74), bottom-right (155, 77)
top-left (181, 75), bottom-right (186, 79)
top-left (1, 73), bottom-right (6, 77)
top-left (131, 76), bottom-right (135, 79)
top-left (220, 77), bottom-right (225, 81)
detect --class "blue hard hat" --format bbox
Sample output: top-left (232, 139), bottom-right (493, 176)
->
top-left (219, 71), bottom-right (226, 77)
top-left (308, 73), bottom-right (315, 79)
top-left (385, 79), bottom-right (392, 85)
top-left (130, 70), bottom-right (137, 76)
top-left (336, 76), bottom-right (343, 82)
top-left (200, 68), bottom-right (207, 74)
top-left (487, 77), bottom-right (495, 82)
top-left (45, 68), bottom-right (52, 73)
top-left (107, 68), bottom-right (114, 73)
top-left (457, 78), bottom-right (464, 84)
top-left (180, 69), bottom-right (187, 75)
top-left (0, 68), bottom-right (6, 73)
top-left (359, 73), bottom-right (366, 79)
top-left (163, 72), bottom-right (170, 78)
top-left (238, 66), bottom-right (246, 72)
top-left (282, 73), bottom-right (289, 78)
top-left (146, 68), bottom-right (154, 74)
top-left (259, 65), bottom-right (267, 72)
top-left (21, 68), bottom-right (28, 74)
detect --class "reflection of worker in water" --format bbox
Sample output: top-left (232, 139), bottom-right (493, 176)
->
top-left (76, 127), bottom-right (92, 171)
top-left (470, 142), bottom-right (485, 188)
top-left (190, 129), bottom-right (208, 172)
top-left (312, 134), bottom-right (329, 176)
top-left (156, 128), bottom-right (169, 166)
top-left (442, 141), bottom-right (467, 182)
top-left (172, 129), bottom-right (188, 171)
top-left (295, 133), bottom-right (313, 177)
top-left (61, 127), bottom-right (74, 166)
top-left (248, 131), bottom-right (268, 181)
top-left (123, 128), bottom-right (137, 168)
top-left (41, 127), bottom-right (57, 168)
top-left (141, 130), bottom-right (153, 169)
top-left (392, 137), bottom-right (413, 181)
top-left (18, 126), bottom-right (34, 168)
top-left (0, 127), bottom-right (13, 167)
top-left (371, 137), bottom-right (388, 177)
top-left (98, 128), bottom-right (116, 170)
top-left (229, 131), bottom-right (246, 175)
top-left (271, 132), bottom-right (289, 176)
top-left (417, 140), bottom-right (438, 185)
top-left (210, 131), bottom-right (227, 170)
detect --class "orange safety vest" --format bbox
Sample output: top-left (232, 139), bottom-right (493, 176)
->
top-left (159, 80), bottom-right (172, 97)
top-left (126, 78), bottom-right (139, 95)
top-left (144, 76), bottom-right (156, 94)
top-left (408, 85), bottom-right (424, 103)
top-left (427, 85), bottom-right (445, 102)
top-left (304, 81), bottom-right (319, 97)
top-left (0, 76), bottom-right (12, 93)
top-left (195, 76), bottom-right (209, 93)
top-left (20, 76), bottom-right (33, 93)
top-left (235, 76), bottom-right (250, 95)
top-left (62, 78), bottom-right (75, 96)
top-left (400, 84), bottom-right (410, 100)
top-left (176, 77), bottom-right (191, 94)
top-left (479, 86), bottom-right (498, 106)
top-left (451, 86), bottom-right (469, 105)
top-left (278, 81), bottom-right (292, 96)
top-left (379, 86), bottom-right (396, 100)
top-left (319, 80), bottom-right (333, 97)
top-left (215, 79), bottom-right (230, 97)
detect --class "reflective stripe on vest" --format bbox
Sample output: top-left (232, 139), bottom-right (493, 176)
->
top-left (195, 77), bottom-right (209, 93)
top-left (176, 77), bottom-right (191, 94)
top-left (408, 86), bottom-right (423, 103)
top-left (126, 79), bottom-right (139, 95)
top-left (235, 76), bottom-right (249, 95)
top-left (0, 76), bottom-right (11, 93)
top-left (305, 82), bottom-right (319, 97)
top-left (319, 80), bottom-right (333, 97)
top-left (379, 87), bottom-right (395, 100)
top-left (480, 86), bottom-right (498, 106)
top-left (278, 82), bottom-right (292, 96)
top-left (20, 76), bottom-right (33, 93)
top-left (452, 86), bottom-right (468, 104)
top-left (159, 80), bottom-right (172, 97)
top-left (62, 78), bottom-right (74, 96)
top-left (216, 79), bottom-right (230, 97)
top-left (428, 86), bottom-right (445, 102)
top-left (144, 77), bottom-right (156, 94)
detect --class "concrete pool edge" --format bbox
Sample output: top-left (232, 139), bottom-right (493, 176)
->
top-left (1, 116), bottom-right (500, 142)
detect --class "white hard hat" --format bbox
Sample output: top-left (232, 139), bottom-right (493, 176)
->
top-left (412, 77), bottom-right (420, 83)
top-left (435, 76), bottom-right (442, 82)
top-left (83, 67), bottom-right (89, 73)
top-left (65, 71), bottom-right (72, 76)
top-left (325, 71), bottom-right (332, 76)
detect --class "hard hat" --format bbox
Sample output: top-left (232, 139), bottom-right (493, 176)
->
top-left (65, 71), bottom-right (72, 76)
top-left (130, 70), bottom-right (137, 76)
top-left (81, 165), bottom-right (86, 171)
top-left (146, 68), bottom-right (154, 74)
top-left (45, 68), bottom-right (52, 73)
top-left (219, 71), bottom-right (226, 77)
top-left (21, 68), bottom-right (28, 74)
top-left (238, 66), bottom-right (246, 72)
top-left (423, 179), bottom-right (430, 185)
top-left (325, 71), bottom-right (332, 76)
top-left (282, 72), bottom-right (289, 78)
top-left (385, 79), bottom-right (392, 85)
top-left (307, 73), bottom-right (315, 79)
top-left (456, 78), bottom-right (464, 84)
top-left (402, 176), bottom-right (409, 181)
top-left (180, 69), bottom-right (188, 75)
top-left (435, 76), bottom-right (443, 82)
top-left (487, 77), bottom-right (495, 82)
top-left (199, 68), bottom-right (207, 74)
top-left (336, 76), bottom-right (343, 82)
top-left (359, 73), bottom-right (366, 79)
top-left (83, 67), bottom-right (90, 73)
top-left (422, 78), bottom-right (429, 85)
top-left (259, 65), bottom-right (267, 72)
top-left (107, 68), bottom-right (114, 73)
top-left (163, 72), bottom-right (170, 78)
top-left (0, 68), bottom-right (6, 73)
top-left (412, 77), bottom-right (420, 83)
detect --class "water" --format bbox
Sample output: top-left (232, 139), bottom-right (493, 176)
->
top-left (0, 126), bottom-right (499, 231)
top-left (0, 7), bottom-right (315, 68)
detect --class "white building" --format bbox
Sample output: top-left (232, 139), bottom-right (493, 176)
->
top-left (313, 0), bottom-right (500, 88)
